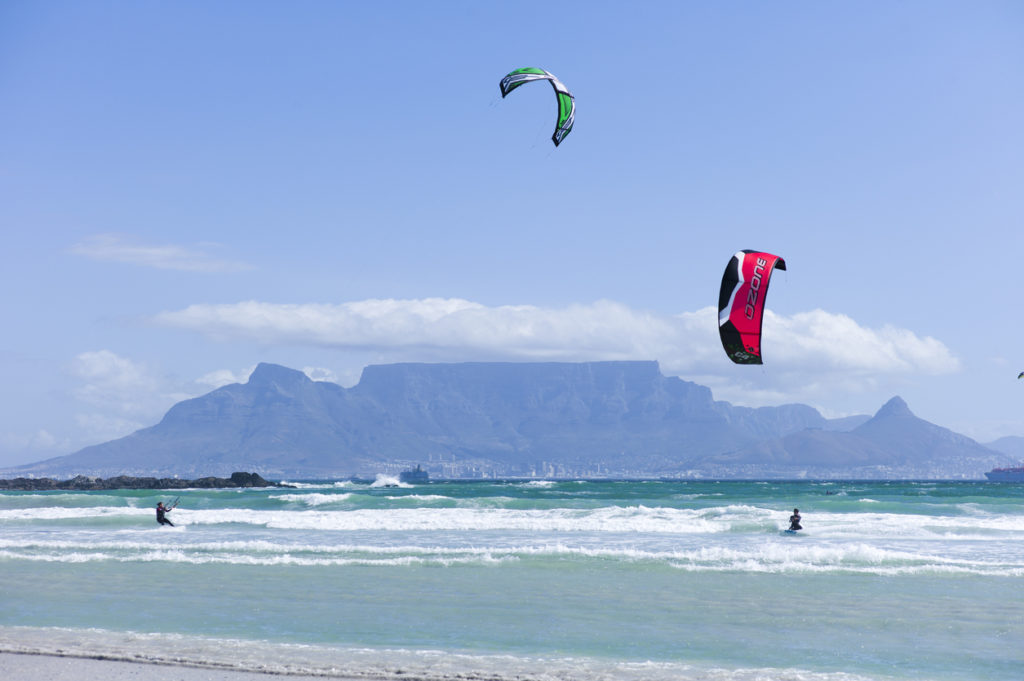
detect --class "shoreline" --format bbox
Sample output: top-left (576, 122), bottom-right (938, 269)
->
top-left (0, 651), bottom-right (359, 680)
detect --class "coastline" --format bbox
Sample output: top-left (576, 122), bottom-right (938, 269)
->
top-left (0, 627), bottom-right (374, 680)
top-left (0, 652), bottom-right (353, 680)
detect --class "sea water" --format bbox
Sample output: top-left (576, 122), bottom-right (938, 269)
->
top-left (1, 478), bottom-right (1023, 680)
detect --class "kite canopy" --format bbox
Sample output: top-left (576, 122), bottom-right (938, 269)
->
top-left (1018, 371), bottom-right (1024, 379)
top-left (718, 250), bottom-right (787, 365)
top-left (499, 67), bottom-right (575, 146)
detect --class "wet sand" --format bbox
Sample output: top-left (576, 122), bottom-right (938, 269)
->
top-left (0, 652), bottom-right (359, 680)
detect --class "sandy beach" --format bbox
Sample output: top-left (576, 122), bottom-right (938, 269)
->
top-left (0, 653), bottom-right (356, 680)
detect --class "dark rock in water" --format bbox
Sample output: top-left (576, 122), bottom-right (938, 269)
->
top-left (0, 471), bottom-right (290, 491)
top-left (228, 471), bottom-right (274, 487)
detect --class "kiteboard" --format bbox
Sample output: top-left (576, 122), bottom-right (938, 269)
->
top-left (783, 529), bottom-right (800, 535)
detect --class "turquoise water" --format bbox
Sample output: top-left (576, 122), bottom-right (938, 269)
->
top-left (2, 478), bottom-right (1023, 680)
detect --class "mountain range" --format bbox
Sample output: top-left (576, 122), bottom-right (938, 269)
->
top-left (5, 361), bottom-right (1014, 479)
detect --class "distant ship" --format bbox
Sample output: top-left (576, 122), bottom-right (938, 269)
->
top-left (399, 465), bottom-right (429, 483)
top-left (984, 466), bottom-right (1024, 482)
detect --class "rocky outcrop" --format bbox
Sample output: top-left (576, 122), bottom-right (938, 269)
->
top-left (0, 471), bottom-right (289, 491)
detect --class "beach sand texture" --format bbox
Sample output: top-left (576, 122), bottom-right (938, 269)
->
top-left (0, 652), bottom-right (355, 680)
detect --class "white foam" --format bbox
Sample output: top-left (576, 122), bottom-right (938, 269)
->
top-left (171, 504), bottom-right (737, 534)
top-left (273, 492), bottom-right (352, 506)
top-left (0, 625), bottom-right (899, 681)
top-left (3, 532), bottom-right (1022, 575)
top-left (278, 480), bottom-right (356, 489)
top-left (0, 506), bottom-right (150, 520)
top-left (8, 502), bottom-right (1024, 540)
top-left (371, 473), bottom-right (410, 488)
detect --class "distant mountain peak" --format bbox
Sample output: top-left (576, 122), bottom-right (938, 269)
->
top-left (247, 363), bottom-right (310, 386)
top-left (874, 396), bottom-right (913, 419)
top-left (6, 362), bottom-right (1010, 480)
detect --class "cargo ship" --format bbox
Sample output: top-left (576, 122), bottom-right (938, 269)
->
top-left (984, 466), bottom-right (1024, 482)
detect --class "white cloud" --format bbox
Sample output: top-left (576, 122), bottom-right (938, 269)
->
top-left (195, 367), bottom-right (256, 390)
top-left (303, 367), bottom-right (338, 383)
top-left (69, 351), bottom-right (189, 442)
top-left (71, 350), bottom-right (161, 415)
top-left (0, 429), bottom-right (65, 453)
top-left (154, 298), bottom-right (680, 359)
top-left (69, 234), bottom-right (252, 272)
top-left (763, 310), bottom-right (959, 373)
top-left (152, 298), bottom-right (960, 409)
top-left (72, 412), bottom-right (149, 444)
top-left (195, 366), bottom-right (337, 388)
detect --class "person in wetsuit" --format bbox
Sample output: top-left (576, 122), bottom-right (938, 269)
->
top-left (788, 508), bottom-right (802, 531)
top-left (156, 501), bottom-right (175, 527)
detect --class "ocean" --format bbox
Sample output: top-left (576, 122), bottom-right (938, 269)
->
top-left (1, 477), bottom-right (1022, 680)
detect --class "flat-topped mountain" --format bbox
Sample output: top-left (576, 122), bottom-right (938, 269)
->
top-left (5, 362), bottom-right (1010, 479)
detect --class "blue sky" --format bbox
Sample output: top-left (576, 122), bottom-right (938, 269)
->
top-left (2, 1), bottom-right (1022, 468)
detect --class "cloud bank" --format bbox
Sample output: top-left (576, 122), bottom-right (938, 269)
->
top-left (69, 351), bottom-right (185, 443)
top-left (70, 234), bottom-right (252, 272)
top-left (53, 300), bottom-right (960, 455)
top-left (153, 298), bottom-right (960, 407)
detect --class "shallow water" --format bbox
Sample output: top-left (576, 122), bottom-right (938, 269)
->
top-left (2, 479), bottom-right (1023, 680)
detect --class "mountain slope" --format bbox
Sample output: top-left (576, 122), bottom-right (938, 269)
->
top-left (721, 397), bottom-right (1011, 478)
top-left (985, 436), bottom-right (1024, 462)
top-left (7, 361), bottom-right (1002, 479)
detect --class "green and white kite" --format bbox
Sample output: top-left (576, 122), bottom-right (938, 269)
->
top-left (499, 67), bottom-right (575, 146)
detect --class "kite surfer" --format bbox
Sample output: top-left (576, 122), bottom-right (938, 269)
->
top-left (788, 508), bottom-right (802, 532)
top-left (156, 498), bottom-right (178, 527)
